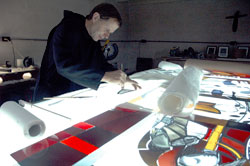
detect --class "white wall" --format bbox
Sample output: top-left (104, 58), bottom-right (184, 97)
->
top-left (0, 0), bottom-right (249, 72)
top-left (0, 0), bottom-right (129, 68)
top-left (127, 0), bottom-right (250, 68)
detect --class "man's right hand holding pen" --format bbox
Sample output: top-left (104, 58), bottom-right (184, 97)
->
top-left (101, 70), bottom-right (141, 90)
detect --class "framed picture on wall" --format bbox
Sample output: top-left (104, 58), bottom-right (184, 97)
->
top-left (206, 46), bottom-right (217, 55)
top-left (237, 46), bottom-right (249, 58)
top-left (218, 46), bottom-right (229, 58)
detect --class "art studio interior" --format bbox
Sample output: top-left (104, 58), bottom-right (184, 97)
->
top-left (0, 0), bottom-right (250, 165)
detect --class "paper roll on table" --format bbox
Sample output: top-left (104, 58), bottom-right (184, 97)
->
top-left (158, 66), bottom-right (203, 117)
top-left (0, 101), bottom-right (45, 139)
top-left (158, 61), bottom-right (183, 71)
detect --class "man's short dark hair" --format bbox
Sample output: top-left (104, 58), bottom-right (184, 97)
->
top-left (86, 3), bottom-right (122, 27)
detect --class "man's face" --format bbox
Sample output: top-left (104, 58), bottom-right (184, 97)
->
top-left (90, 12), bottom-right (119, 41)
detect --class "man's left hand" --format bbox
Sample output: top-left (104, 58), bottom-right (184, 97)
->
top-left (124, 77), bottom-right (141, 90)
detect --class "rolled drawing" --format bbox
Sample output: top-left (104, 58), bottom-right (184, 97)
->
top-left (0, 101), bottom-right (46, 139)
top-left (158, 66), bottom-right (203, 117)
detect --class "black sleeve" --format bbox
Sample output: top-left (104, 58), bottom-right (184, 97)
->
top-left (102, 60), bottom-right (117, 71)
top-left (51, 21), bottom-right (105, 90)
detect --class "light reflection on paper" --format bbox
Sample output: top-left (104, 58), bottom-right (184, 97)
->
top-left (33, 80), bottom-right (167, 123)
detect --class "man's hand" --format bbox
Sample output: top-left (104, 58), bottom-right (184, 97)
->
top-left (124, 77), bottom-right (141, 90)
top-left (101, 70), bottom-right (141, 90)
top-left (101, 70), bottom-right (127, 88)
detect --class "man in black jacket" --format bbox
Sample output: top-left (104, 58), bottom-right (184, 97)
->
top-left (33, 3), bottom-right (139, 102)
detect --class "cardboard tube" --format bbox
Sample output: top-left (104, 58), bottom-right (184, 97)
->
top-left (184, 59), bottom-right (250, 74)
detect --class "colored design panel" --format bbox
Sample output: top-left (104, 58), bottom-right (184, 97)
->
top-left (227, 128), bottom-right (250, 143)
top-left (11, 138), bottom-right (57, 162)
top-left (19, 143), bottom-right (87, 166)
top-left (218, 146), bottom-right (237, 161)
top-left (64, 126), bottom-right (85, 136)
top-left (74, 122), bottom-right (95, 130)
top-left (76, 127), bottom-right (117, 147)
top-left (86, 109), bottom-right (150, 134)
top-left (221, 155), bottom-right (235, 163)
top-left (221, 137), bottom-right (245, 155)
top-left (11, 109), bottom-right (150, 165)
top-left (55, 131), bottom-right (72, 141)
top-left (157, 147), bottom-right (182, 166)
top-left (194, 95), bottom-right (250, 124)
top-left (205, 70), bottom-right (250, 78)
top-left (203, 128), bottom-right (212, 140)
top-left (138, 115), bottom-right (250, 166)
top-left (61, 136), bottom-right (98, 155)
top-left (195, 101), bottom-right (220, 114)
top-left (116, 106), bottom-right (138, 112)
top-left (11, 123), bottom-right (92, 164)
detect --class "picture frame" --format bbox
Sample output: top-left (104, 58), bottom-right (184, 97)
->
top-left (206, 46), bottom-right (217, 55)
top-left (237, 46), bottom-right (249, 58)
top-left (218, 46), bottom-right (229, 58)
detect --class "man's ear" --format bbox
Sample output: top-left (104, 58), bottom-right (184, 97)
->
top-left (92, 12), bottom-right (100, 23)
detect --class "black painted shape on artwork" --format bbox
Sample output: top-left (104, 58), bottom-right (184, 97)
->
top-left (226, 10), bottom-right (248, 32)
top-left (227, 120), bottom-right (250, 131)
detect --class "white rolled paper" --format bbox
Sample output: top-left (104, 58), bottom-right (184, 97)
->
top-left (0, 101), bottom-right (45, 139)
top-left (158, 61), bottom-right (183, 71)
top-left (158, 66), bottom-right (203, 117)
